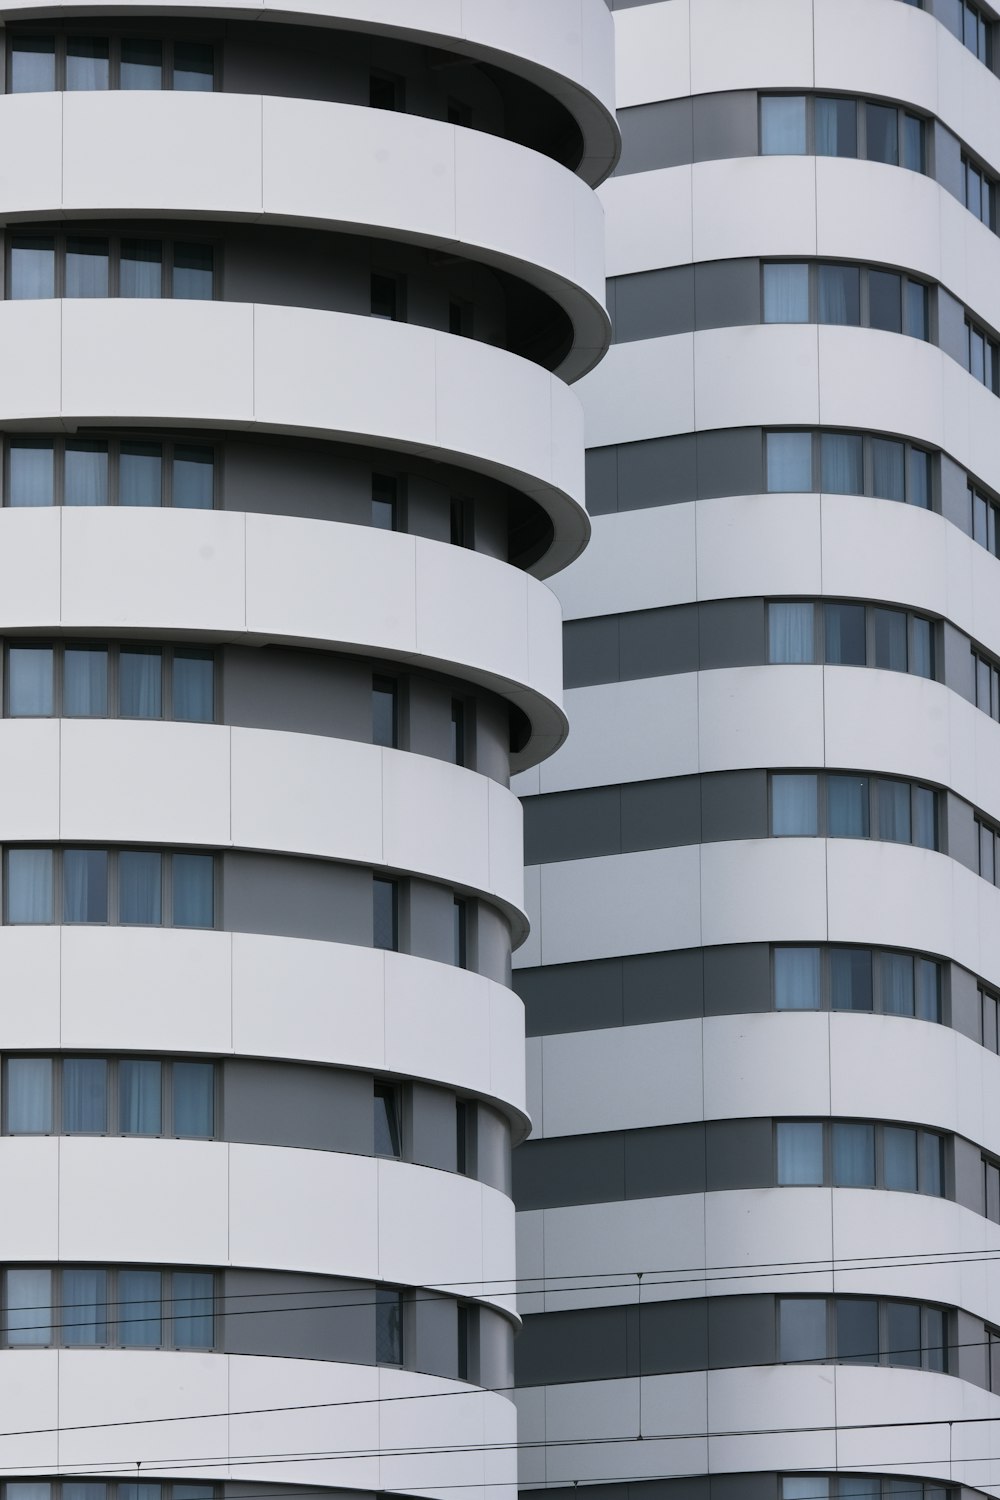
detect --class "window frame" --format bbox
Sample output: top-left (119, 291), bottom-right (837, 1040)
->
top-left (1, 1054), bottom-right (218, 1140)
top-left (2, 640), bottom-right (217, 721)
top-left (6, 231), bottom-right (218, 302)
top-left (6, 29), bottom-right (218, 93)
top-left (771, 944), bottom-right (944, 1022)
top-left (0, 1265), bottom-right (216, 1350)
top-left (2, 435), bottom-right (218, 509)
top-left (1, 846), bottom-right (218, 929)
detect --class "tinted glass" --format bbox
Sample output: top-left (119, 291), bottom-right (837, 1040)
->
top-left (120, 442), bottom-right (162, 506)
top-left (10, 36), bottom-right (55, 92)
top-left (920, 1131), bottom-right (943, 1195)
top-left (885, 1300), bottom-right (920, 1367)
top-left (912, 786), bottom-right (936, 849)
top-left (6, 1268), bottom-right (52, 1344)
top-left (8, 646), bottom-right (54, 715)
top-left (906, 280), bottom-right (928, 339)
top-left (119, 850), bottom-right (162, 925)
top-left (877, 778), bottom-right (911, 846)
top-left (173, 446), bottom-right (214, 508)
top-left (119, 1059), bottom-right (161, 1134)
top-left (830, 948), bottom-right (873, 1012)
top-left (63, 848), bottom-right (109, 923)
top-left (915, 957), bottom-right (941, 1021)
top-left (376, 1288), bottom-right (403, 1364)
top-left (768, 601), bottom-right (814, 663)
top-left (873, 608), bottom-right (908, 671)
top-left (817, 265), bottom-right (860, 326)
top-left (173, 42), bottom-right (214, 90)
top-left (774, 946), bottom-right (821, 1010)
top-left (372, 475), bottom-right (397, 530)
top-left (836, 1297), bottom-right (878, 1363)
top-left (172, 853), bottom-right (214, 928)
top-left (173, 243), bottom-right (213, 300)
top-left (119, 1268), bottom-right (161, 1346)
top-left (120, 240), bottom-right (162, 299)
top-left (173, 1271), bottom-right (214, 1346)
top-left (8, 441), bottom-right (54, 506)
top-left (65, 237), bottom-right (109, 298)
top-left (827, 774), bottom-right (869, 837)
top-left (911, 617), bottom-right (933, 679)
top-left (884, 1125), bottom-right (918, 1191)
top-left (820, 433), bottom-right (863, 493)
top-left (778, 1298), bottom-right (827, 1362)
top-left (815, 97), bottom-right (857, 157)
top-left (908, 447), bottom-right (930, 509)
top-left (10, 238), bottom-right (55, 299)
top-left (6, 1057), bottom-right (53, 1133)
top-left (173, 1061), bottom-right (214, 1137)
top-left (771, 774), bottom-right (818, 836)
top-left (766, 431), bottom-right (812, 491)
top-left (866, 103), bottom-right (899, 165)
top-left (372, 680), bottom-right (397, 747)
top-left (63, 647), bottom-right (108, 716)
top-left (120, 648), bottom-right (162, 716)
top-left (62, 1267), bottom-right (107, 1344)
top-left (869, 270), bottom-right (902, 333)
top-left (65, 441), bottom-right (109, 506)
top-left (763, 263), bottom-right (809, 322)
top-left (902, 113), bottom-right (924, 173)
top-left (173, 652), bottom-right (214, 722)
top-left (777, 1121), bottom-right (823, 1184)
top-left (63, 1056), bottom-right (107, 1131)
top-left (925, 1305), bottom-right (946, 1371)
top-left (373, 877), bottom-right (397, 949)
top-left (121, 38), bottom-right (162, 88)
top-left (374, 1084), bottom-right (401, 1157)
top-left (7, 847), bottom-right (53, 923)
top-left (760, 95), bottom-right (807, 154)
top-left (881, 951), bottom-right (914, 1016)
top-left (871, 438), bottom-right (905, 501)
top-left (832, 1122), bottom-right (875, 1187)
top-left (66, 36), bottom-right (109, 90)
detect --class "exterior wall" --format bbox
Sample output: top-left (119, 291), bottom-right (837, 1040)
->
top-left (515, 3), bottom-right (1000, 1500)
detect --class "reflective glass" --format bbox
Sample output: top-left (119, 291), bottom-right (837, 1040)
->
top-left (871, 438), bottom-right (905, 501)
top-left (118, 1268), bottom-right (161, 1346)
top-left (64, 647), bottom-right (108, 716)
top-left (120, 1059), bottom-right (161, 1135)
top-left (62, 1056), bottom-right (107, 1131)
top-left (866, 102), bottom-right (899, 165)
top-left (65, 441), bottom-right (109, 505)
top-left (10, 36), bottom-right (55, 92)
top-left (174, 42), bottom-right (214, 90)
top-left (903, 113), bottom-right (924, 173)
top-left (913, 786), bottom-right (936, 850)
top-left (173, 1271), bottom-right (214, 1347)
top-left (66, 36), bottom-right (109, 90)
top-left (771, 774), bottom-right (818, 836)
top-left (869, 270), bottom-right (902, 333)
top-left (8, 646), bottom-right (54, 715)
top-left (762, 263), bottom-right (809, 322)
top-left (120, 1486), bottom-right (160, 1500)
top-left (765, 431), bottom-right (812, 491)
top-left (921, 1131), bottom-right (943, 1196)
top-left (172, 853), bottom-right (214, 928)
top-left (120, 240), bottom-right (162, 299)
top-left (974, 488), bottom-right (990, 545)
top-left (830, 948), bottom-right (873, 1012)
top-left (11, 1486), bottom-right (56, 1500)
top-left (376, 1287), bottom-right (403, 1364)
top-left (873, 608), bottom-right (908, 671)
top-left (906, 279), bottom-right (928, 340)
top-left (65, 237), bottom-right (109, 298)
top-left (911, 617), bottom-right (933, 679)
top-left (817, 264), bottom-right (860, 326)
top-left (884, 1125), bottom-right (919, 1191)
top-left (877, 779), bottom-right (912, 845)
top-left (832, 1122), bottom-right (875, 1187)
top-left (815, 96), bottom-right (857, 158)
top-left (968, 162), bottom-right (983, 218)
top-left (373, 876), bottom-right (398, 948)
top-left (173, 651), bottom-right (214, 722)
top-left (173, 446), bottom-right (214, 508)
top-left (119, 850), bottom-right (161, 925)
top-left (62, 1267), bottom-right (107, 1345)
top-left (982, 821), bottom-right (996, 882)
top-left (7, 847), bottom-right (53, 923)
top-left (783, 1483), bottom-right (830, 1500)
top-left (925, 1305), bottom-right (946, 1371)
top-left (836, 1297), bottom-right (879, 1363)
top-left (915, 958), bottom-right (941, 1022)
top-left (374, 1084), bottom-right (401, 1157)
top-left (6, 1057), bottom-right (53, 1132)
top-left (63, 848), bottom-right (109, 923)
top-left (173, 1061), bottom-right (214, 1137)
top-left (827, 774), bottom-right (869, 837)
top-left (881, 951), bottom-right (914, 1016)
top-left (5, 1267), bottom-right (52, 1344)
top-left (760, 95), bottom-right (807, 154)
top-left (776, 1121), bottom-right (823, 1184)
top-left (119, 442), bottom-right (162, 506)
top-left (372, 475), bottom-right (397, 529)
top-left (773, 946), bottom-right (821, 1010)
top-left (885, 1300), bottom-right (921, 1367)
top-left (8, 441), bottom-right (54, 507)
top-left (120, 648), bottom-right (162, 717)
top-left (778, 1298), bottom-right (827, 1362)
top-left (768, 602), bottom-right (814, 663)
top-left (173, 242), bottom-right (213, 300)
top-left (820, 432), bottom-right (863, 493)
top-left (824, 602), bottom-right (866, 666)
top-left (971, 327), bottom-right (986, 384)
top-left (121, 37), bottom-right (162, 88)
top-left (10, 238), bottom-right (55, 299)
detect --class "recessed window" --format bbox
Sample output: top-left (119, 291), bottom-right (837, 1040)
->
top-left (760, 95), bottom-right (807, 155)
top-left (7, 235), bottom-right (214, 301)
top-left (762, 263), bottom-right (809, 323)
top-left (373, 877), bottom-right (398, 952)
top-left (375, 1286), bottom-right (403, 1364)
top-left (373, 1083), bottom-right (401, 1159)
top-left (372, 677), bottom-right (398, 749)
top-left (769, 773), bottom-right (938, 849)
top-left (453, 897), bottom-right (468, 969)
top-left (372, 474), bottom-right (400, 531)
top-left (370, 273), bottom-right (403, 321)
top-left (773, 945), bottom-right (942, 1022)
top-left (765, 428), bottom-right (932, 507)
top-left (4, 642), bottom-right (216, 722)
top-left (1, 1267), bottom-right (214, 1349)
top-left (3, 848), bottom-right (215, 928)
top-left (5, 437), bottom-right (213, 509)
top-left (777, 1296), bottom-right (945, 1371)
top-left (369, 72), bottom-right (403, 112)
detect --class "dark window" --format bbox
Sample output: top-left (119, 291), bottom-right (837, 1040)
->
top-left (450, 497), bottom-right (474, 548)
top-left (373, 877), bottom-right (398, 952)
top-left (866, 103), bottom-right (899, 165)
top-left (375, 1287), bottom-right (403, 1363)
top-left (374, 1084), bottom-right (401, 1158)
top-left (370, 73), bottom-right (403, 111)
top-left (450, 700), bottom-right (467, 767)
top-left (372, 474), bottom-right (399, 531)
top-left (372, 677), bottom-right (398, 749)
top-left (453, 898), bottom-right (468, 969)
top-left (815, 96), bottom-right (857, 158)
top-left (371, 273), bottom-right (402, 321)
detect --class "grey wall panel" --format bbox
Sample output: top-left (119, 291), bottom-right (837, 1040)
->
top-left (692, 91), bottom-right (758, 162)
top-left (516, 957), bottom-right (626, 1035)
top-left (586, 446), bottom-right (619, 516)
top-left (410, 1083), bottom-right (459, 1173)
top-left (708, 1293), bottom-right (776, 1369)
top-left (933, 120), bottom-right (966, 203)
top-left (620, 602), bottom-right (699, 679)
top-left (223, 1269), bottom-right (374, 1363)
top-left (623, 948), bottom-right (705, 1025)
top-left (950, 963), bottom-right (982, 1042)
top-left (621, 433), bottom-right (698, 508)
top-left (563, 615), bottom-right (620, 688)
top-left (224, 853), bottom-right (372, 944)
top-left (944, 792), bottom-right (980, 874)
top-left (223, 646), bottom-right (372, 742)
top-left (952, 1135), bottom-right (985, 1215)
top-left (617, 98), bottom-right (693, 175)
top-left (620, 776), bottom-right (701, 851)
top-left (613, 266), bottom-right (695, 342)
top-left (625, 1122), bottom-right (706, 1198)
top-left (405, 878), bottom-right (458, 966)
top-left (706, 1118), bottom-right (774, 1191)
top-left (479, 1306), bottom-right (515, 1391)
top-left (223, 1059), bottom-right (372, 1154)
top-left (694, 259), bottom-right (761, 330)
top-left (700, 771), bottom-right (769, 844)
top-left (478, 1104), bottom-right (513, 1195)
top-left (698, 598), bottom-right (766, 669)
top-left (696, 429), bottom-right (765, 501)
top-left (524, 786), bottom-right (621, 865)
top-left (638, 1298), bottom-right (708, 1375)
top-left (476, 903), bottom-right (513, 986)
top-left (940, 453), bottom-right (973, 535)
top-left (703, 944), bottom-right (771, 1016)
top-left (942, 621), bottom-right (977, 704)
top-left (513, 1132), bottom-right (626, 1210)
top-left (955, 1307), bottom-right (989, 1388)
top-left (515, 1306), bottom-right (629, 1385)
top-left (938, 286), bottom-right (970, 368)
top-left (414, 1291), bottom-right (459, 1379)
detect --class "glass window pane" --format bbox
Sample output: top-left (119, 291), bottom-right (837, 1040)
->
top-left (119, 1269), bottom-right (161, 1347)
top-left (911, 617), bottom-right (933, 679)
top-left (172, 853), bottom-right (214, 928)
top-left (778, 1298), bottom-right (827, 1362)
top-left (119, 850), bottom-right (162, 925)
top-left (884, 1126), bottom-right (919, 1191)
top-left (906, 280), bottom-right (928, 340)
top-left (881, 951), bottom-right (914, 1016)
top-left (8, 440), bottom-right (54, 507)
top-left (766, 431), bottom-right (813, 491)
top-left (64, 648), bottom-right (108, 716)
top-left (119, 442), bottom-right (162, 506)
top-left (65, 238), bottom-right (109, 299)
top-left (832, 1122), bottom-right (875, 1187)
top-left (120, 1486), bottom-right (160, 1500)
top-left (971, 327), bottom-right (986, 384)
top-left (885, 1300), bottom-right (920, 1367)
top-left (13, 1486), bottom-right (57, 1500)
top-left (376, 1287), bottom-right (403, 1364)
top-left (374, 1084), bottom-right (401, 1157)
top-left (768, 602), bottom-right (814, 663)
top-left (817, 265), bottom-right (860, 326)
top-left (909, 448), bottom-right (931, 509)
top-left (771, 774), bottom-right (819, 836)
top-left (869, 270), bottom-right (902, 333)
top-left (836, 1297), bottom-right (879, 1363)
top-left (776, 1121), bottom-right (824, 1184)
top-left (8, 646), bottom-right (54, 715)
top-left (831, 948), bottom-right (873, 1012)
top-left (120, 648), bottom-right (162, 717)
top-left (373, 876), bottom-right (398, 949)
top-left (120, 240), bottom-right (162, 299)
top-left (7, 848), bottom-right (53, 923)
top-left (873, 608), bottom-right (908, 671)
top-left (968, 163), bottom-right (983, 218)
top-left (63, 1057), bottom-right (107, 1131)
top-left (760, 96), bottom-right (807, 154)
top-left (763, 264), bottom-right (809, 323)
top-left (920, 1131), bottom-right (944, 1196)
top-left (62, 1267), bottom-right (107, 1345)
top-left (774, 946), bottom-right (821, 1010)
top-left (173, 1061), bottom-right (214, 1137)
top-left (974, 489), bottom-right (989, 544)
top-left (815, 96), bottom-right (857, 158)
top-left (924, 1306), bottom-right (946, 1372)
top-left (871, 438), bottom-right (905, 501)
top-left (6, 1268), bottom-right (52, 1344)
top-left (824, 603), bottom-right (866, 665)
top-left (866, 102), bottom-right (899, 165)
top-left (10, 36), bottom-right (55, 92)
top-left (913, 786), bottom-right (937, 850)
top-left (121, 37), bottom-right (162, 89)
top-left (820, 433), bottom-right (863, 493)
top-left (827, 774), bottom-right (869, 837)
top-left (783, 1483), bottom-right (831, 1500)
top-left (372, 475), bottom-right (397, 529)
top-left (173, 243), bottom-right (214, 300)
top-left (916, 958), bottom-right (941, 1022)
top-left (10, 238), bottom-right (55, 299)
top-left (982, 822), bottom-right (996, 882)
top-left (903, 113), bottom-right (924, 173)
top-left (987, 1162), bottom-right (999, 1221)
top-left (172, 1271), bottom-right (214, 1347)
top-left (6, 1057), bottom-right (53, 1132)
top-left (120, 1059), bottom-right (161, 1135)
top-left (66, 36), bottom-right (109, 90)
top-left (64, 440), bottom-right (109, 506)
top-left (174, 41), bottom-right (215, 90)
top-left (173, 446), bottom-right (214, 509)
top-left (373, 680), bottom-right (397, 747)
top-left (877, 778), bottom-right (912, 844)
top-left (63, 848), bottom-right (108, 923)
top-left (173, 651), bottom-right (214, 722)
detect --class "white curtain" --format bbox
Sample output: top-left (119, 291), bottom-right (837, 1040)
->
top-left (820, 433), bottom-right (862, 492)
top-left (64, 443), bottom-right (109, 506)
top-left (6, 1268), bottom-right (52, 1344)
top-left (8, 647), bottom-right (54, 715)
top-left (773, 946), bottom-right (821, 1010)
top-left (62, 1268), bottom-right (107, 1345)
top-left (120, 1059), bottom-right (161, 1134)
top-left (768, 602), bottom-right (814, 663)
top-left (64, 648), bottom-right (108, 715)
top-left (776, 1122), bottom-right (823, 1184)
top-left (63, 1057), bottom-right (107, 1131)
top-left (763, 263), bottom-right (809, 323)
top-left (120, 649), bottom-right (162, 717)
top-left (760, 95), bottom-right (806, 155)
top-left (8, 442), bottom-right (54, 506)
top-left (881, 952), bottom-right (914, 1016)
top-left (771, 774), bottom-right (818, 836)
top-left (63, 848), bottom-right (108, 923)
top-left (832, 1122), bottom-right (875, 1186)
top-left (7, 848), bottom-right (53, 923)
top-left (6, 1057), bottom-right (53, 1132)
top-left (871, 438), bottom-right (905, 500)
top-left (880, 777), bottom-right (917, 845)
top-left (119, 851), bottom-right (162, 925)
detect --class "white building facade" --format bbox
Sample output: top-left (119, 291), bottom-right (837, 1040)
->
top-left (515, 3), bottom-right (1000, 1499)
top-left (0, 8), bottom-right (615, 1500)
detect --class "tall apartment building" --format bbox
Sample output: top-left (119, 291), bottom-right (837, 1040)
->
top-left (515, 3), bottom-right (1000, 1499)
top-left (0, 7), bottom-right (614, 1500)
